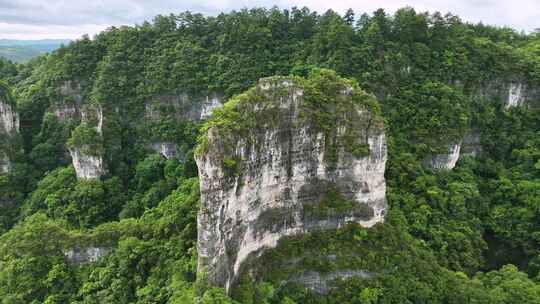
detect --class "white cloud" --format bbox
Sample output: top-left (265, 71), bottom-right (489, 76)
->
top-left (0, 0), bottom-right (538, 39)
top-left (0, 23), bottom-right (109, 40)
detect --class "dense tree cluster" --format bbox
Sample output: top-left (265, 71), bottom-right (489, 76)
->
top-left (0, 6), bottom-right (539, 303)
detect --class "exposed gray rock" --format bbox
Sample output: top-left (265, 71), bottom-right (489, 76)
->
top-left (65, 246), bottom-right (110, 264)
top-left (506, 83), bottom-right (524, 108)
top-left (196, 77), bottom-right (387, 290)
top-left (145, 93), bottom-right (223, 122)
top-left (475, 79), bottom-right (540, 108)
top-left (200, 94), bottom-right (224, 120)
top-left (462, 129), bottom-right (482, 157)
top-left (70, 148), bottom-right (105, 179)
top-left (0, 98), bottom-right (19, 175)
top-left (0, 100), bottom-right (19, 134)
top-left (70, 104), bottom-right (105, 179)
top-left (58, 80), bottom-right (83, 104)
top-left (423, 143), bottom-right (461, 170)
top-left (150, 141), bottom-right (178, 160)
top-left (290, 270), bottom-right (372, 294)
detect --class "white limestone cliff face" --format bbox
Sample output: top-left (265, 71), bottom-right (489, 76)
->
top-left (65, 246), bottom-right (110, 264)
top-left (0, 100), bottom-right (19, 134)
top-left (423, 143), bottom-right (461, 170)
top-left (0, 97), bottom-right (20, 175)
top-left (196, 78), bottom-right (387, 291)
top-left (200, 94), bottom-right (224, 119)
top-left (70, 149), bottom-right (105, 179)
top-left (70, 105), bottom-right (105, 179)
top-left (506, 83), bottom-right (524, 108)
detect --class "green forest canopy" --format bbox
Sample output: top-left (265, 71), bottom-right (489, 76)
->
top-left (0, 7), bottom-right (539, 303)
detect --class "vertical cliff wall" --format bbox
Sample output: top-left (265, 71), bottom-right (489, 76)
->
top-left (68, 104), bottom-right (106, 179)
top-left (0, 100), bottom-right (19, 134)
top-left (144, 92), bottom-right (223, 159)
top-left (423, 143), bottom-right (461, 170)
top-left (195, 72), bottom-right (387, 290)
top-left (0, 87), bottom-right (19, 175)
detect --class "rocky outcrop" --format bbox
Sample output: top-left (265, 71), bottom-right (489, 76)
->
top-left (70, 149), bottom-right (105, 179)
top-left (200, 94), bottom-right (224, 120)
top-left (196, 74), bottom-right (387, 290)
top-left (423, 143), bottom-right (461, 170)
top-left (0, 92), bottom-right (19, 175)
top-left (0, 100), bottom-right (19, 134)
top-left (475, 79), bottom-right (540, 109)
top-left (58, 80), bottom-right (84, 103)
top-left (145, 93), bottom-right (223, 122)
top-left (69, 104), bottom-right (106, 179)
top-left (506, 83), bottom-right (524, 108)
top-left (65, 246), bottom-right (110, 264)
top-left (51, 81), bottom-right (84, 122)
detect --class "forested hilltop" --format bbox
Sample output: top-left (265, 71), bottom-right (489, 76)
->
top-left (0, 7), bottom-right (539, 303)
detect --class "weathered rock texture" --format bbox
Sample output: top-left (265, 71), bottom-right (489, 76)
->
top-left (58, 80), bottom-right (84, 104)
top-left (200, 94), bottom-right (224, 120)
top-left (65, 246), bottom-right (110, 264)
top-left (145, 92), bottom-right (223, 122)
top-left (475, 79), bottom-right (540, 109)
top-left (196, 75), bottom-right (387, 290)
top-left (51, 81), bottom-right (84, 121)
top-left (423, 143), bottom-right (461, 170)
top-left (144, 92), bottom-right (223, 160)
top-left (0, 92), bottom-right (19, 175)
top-left (69, 104), bottom-right (106, 179)
top-left (70, 149), bottom-right (105, 179)
top-left (0, 100), bottom-right (19, 134)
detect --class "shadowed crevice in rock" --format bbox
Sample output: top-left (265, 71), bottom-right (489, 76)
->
top-left (195, 73), bottom-right (387, 291)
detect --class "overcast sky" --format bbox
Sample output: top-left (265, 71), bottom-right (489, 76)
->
top-left (0, 0), bottom-right (538, 39)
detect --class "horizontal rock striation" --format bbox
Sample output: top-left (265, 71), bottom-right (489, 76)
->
top-left (196, 74), bottom-right (387, 291)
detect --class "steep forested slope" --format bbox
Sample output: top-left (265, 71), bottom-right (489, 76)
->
top-left (0, 7), bottom-right (539, 303)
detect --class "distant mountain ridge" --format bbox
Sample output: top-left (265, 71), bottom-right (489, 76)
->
top-left (0, 39), bottom-right (70, 63)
